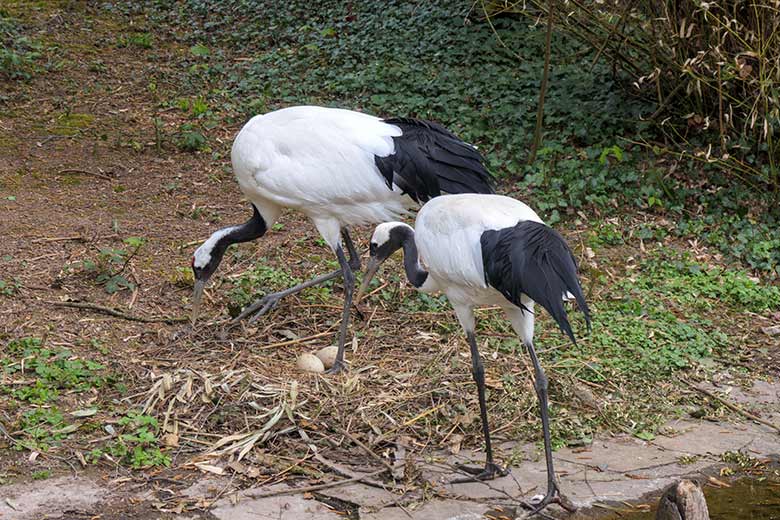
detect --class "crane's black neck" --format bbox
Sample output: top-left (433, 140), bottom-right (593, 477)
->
top-left (396, 226), bottom-right (428, 289)
top-left (229, 204), bottom-right (267, 243)
top-left (210, 205), bottom-right (267, 265)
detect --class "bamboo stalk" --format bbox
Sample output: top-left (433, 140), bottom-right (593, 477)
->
top-left (528, 2), bottom-right (555, 165)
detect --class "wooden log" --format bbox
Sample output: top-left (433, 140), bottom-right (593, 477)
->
top-left (656, 480), bottom-right (710, 520)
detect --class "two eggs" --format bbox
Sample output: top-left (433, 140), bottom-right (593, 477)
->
top-left (296, 346), bottom-right (339, 373)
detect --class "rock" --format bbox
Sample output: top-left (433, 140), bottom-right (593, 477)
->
top-left (161, 433), bottom-right (179, 447)
top-left (296, 353), bottom-right (325, 373)
top-left (655, 480), bottom-right (709, 520)
top-left (761, 325), bottom-right (780, 336)
top-left (0, 476), bottom-right (108, 520)
top-left (315, 346), bottom-right (339, 369)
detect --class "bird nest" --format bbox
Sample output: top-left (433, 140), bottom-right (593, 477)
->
top-left (127, 310), bottom-right (543, 495)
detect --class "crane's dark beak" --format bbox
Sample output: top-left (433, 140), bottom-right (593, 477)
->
top-left (355, 257), bottom-right (380, 304)
top-left (191, 279), bottom-right (206, 325)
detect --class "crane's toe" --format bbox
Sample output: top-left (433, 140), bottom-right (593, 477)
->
top-left (324, 360), bottom-right (347, 375)
top-left (523, 481), bottom-right (576, 516)
top-left (452, 462), bottom-right (508, 483)
top-left (233, 293), bottom-right (282, 323)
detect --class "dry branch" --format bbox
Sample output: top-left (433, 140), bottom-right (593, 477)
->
top-left (44, 300), bottom-right (188, 323)
top-left (243, 468), bottom-right (386, 500)
top-left (682, 379), bottom-right (780, 434)
top-left (527, 2), bottom-right (554, 165)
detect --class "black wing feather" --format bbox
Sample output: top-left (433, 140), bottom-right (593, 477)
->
top-left (375, 117), bottom-right (494, 202)
top-left (481, 221), bottom-right (591, 345)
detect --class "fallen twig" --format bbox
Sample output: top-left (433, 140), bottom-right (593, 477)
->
top-left (57, 168), bottom-right (113, 181)
top-left (243, 468), bottom-right (386, 500)
top-left (333, 425), bottom-right (396, 476)
top-left (44, 300), bottom-right (188, 324)
top-left (313, 452), bottom-right (394, 490)
top-left (682, 378), bottom-right (780, 434)
top-left (31, 235), bottom-right (84, 243)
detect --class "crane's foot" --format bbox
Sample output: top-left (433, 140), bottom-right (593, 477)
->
top-left (233, 293), bottom-right (282, 324)
top-left (324, 360), bottom-right (346, 375)
top-left (523, 481), bottom-right (576, 516)
top-left (451, 462), bottom-right (508, 483)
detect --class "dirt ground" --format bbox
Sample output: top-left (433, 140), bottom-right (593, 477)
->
top-left (1, 3), bottom-right (779, 520)
top-left (0, 379), bottom-right (778, 519)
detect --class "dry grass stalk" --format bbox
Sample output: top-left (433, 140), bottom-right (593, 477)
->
top-left (482, 0), bottom-right (780, 189)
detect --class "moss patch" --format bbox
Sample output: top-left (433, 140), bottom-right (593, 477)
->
top-left (48, 112), bottom-right (94, 136)
top-left (0, 135), bottom-right (21, 152)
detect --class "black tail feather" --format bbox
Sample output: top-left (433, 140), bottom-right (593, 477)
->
top-left (375, 117), bottom-right (494, 202)
top-left (481, 221), bottom-right (591, 345)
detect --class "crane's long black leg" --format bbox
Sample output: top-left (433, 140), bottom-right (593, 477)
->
top-left (235, 228), bottom-right (362, 323)
top-left (342, 228), bottom-right (361, 271)
top-left (326, 244), bottom-right (354, 374)
top-left (453, 331), bottom-right (508, 483)
top-left (234, 269), bottom-right (343, 323)
top-left (525, 341), bottom-right (562, 513)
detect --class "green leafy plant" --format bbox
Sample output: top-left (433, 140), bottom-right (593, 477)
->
top-left (117, 32), bottom-right (153, 49)
top-left (189, 43), bottom-right (210, 57)
top-left (15, 407), bottom-right (75, 452)
top-left (31, 470), bottom-right (52, 480)
top-left (66, 237), bottom-right (145, 293)
top-left (104, 412), bottom-right (170, 468)
top-left (0, 14), bottom-right (42, 79)
top-left (177, 123), bottom-right (207, 152)
top-left (0, 278), bottom-right (20, 296)
top-left (2, 338), bottom-right (109, 391)
top-left (226, 262), bottom-right (300, 317)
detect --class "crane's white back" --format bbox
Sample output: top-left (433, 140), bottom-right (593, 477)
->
top-left (231, 106), bottom-right (415, 248)
top-left (415, 194), bottom-right (543, 291)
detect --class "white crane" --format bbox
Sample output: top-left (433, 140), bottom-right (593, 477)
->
top-left (191, 106), bottom-right (493, 373)
top-left (356, 193), bottom-right (591, 511)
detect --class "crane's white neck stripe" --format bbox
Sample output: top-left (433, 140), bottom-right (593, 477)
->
top-left (194, 226), bottom-right (239, 268)
top-left (372, 221), bottom-right (412, 247)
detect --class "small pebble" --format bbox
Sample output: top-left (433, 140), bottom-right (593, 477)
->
top-left (296, 353), bottom-right (325, 373)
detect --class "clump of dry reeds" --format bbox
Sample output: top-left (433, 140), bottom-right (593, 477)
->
top-left (485, 0), bottom-right (780, 191)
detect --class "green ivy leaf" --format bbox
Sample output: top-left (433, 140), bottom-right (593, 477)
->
top-left (635, 430), bottom-right (656, 441)
top-left (189, 43), bottom-right (210, 57)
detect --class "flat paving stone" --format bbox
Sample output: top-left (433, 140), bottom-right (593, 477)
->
top-left (210, 484), bottom-right (343, 520)
top-left (317, 482), bottom-right (398, 508)
top-left (360, 499), bottom-right (489, 520)
top-left (0, 475), bottom-right (108, 520)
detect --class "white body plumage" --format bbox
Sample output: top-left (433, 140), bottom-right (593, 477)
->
top-left (409, 194), bottom-right (544, 339)
top-left (361, 193), bottom-right (590, 493)
top-left (231, 106), bottom-right (415, 250)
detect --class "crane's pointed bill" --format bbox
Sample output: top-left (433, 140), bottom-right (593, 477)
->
top-left (356, 257), bottom-right (380, 304)
top-left (191, 279), bottom-right (206, 324)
